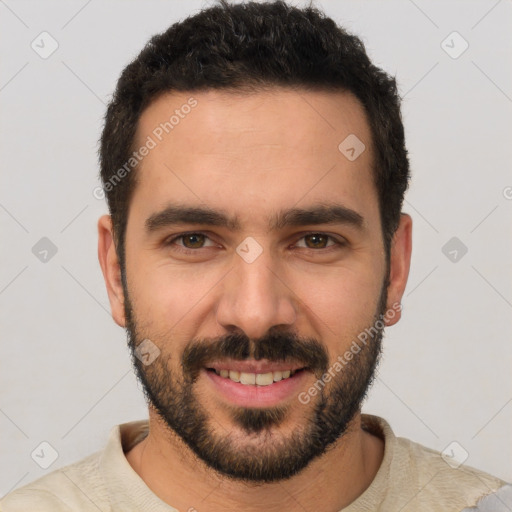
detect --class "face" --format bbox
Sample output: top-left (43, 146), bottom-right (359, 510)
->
top-left (99, 88), bottom-right (410, 483)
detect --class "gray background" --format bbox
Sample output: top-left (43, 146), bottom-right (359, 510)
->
top-left (1, 0), bottom-right (511, 495)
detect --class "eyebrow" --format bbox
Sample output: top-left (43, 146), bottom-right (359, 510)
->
top-left (144, 202), bottom-right (365, 234)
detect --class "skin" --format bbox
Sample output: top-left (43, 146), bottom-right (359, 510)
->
top-left (98, 88), bottom-right (412, 511)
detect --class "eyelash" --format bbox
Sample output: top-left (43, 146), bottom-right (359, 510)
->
top-left (164, 231), bottom-right (346, 255)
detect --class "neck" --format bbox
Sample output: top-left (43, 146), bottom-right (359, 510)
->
top-left (126, 408), bottom-right (384, 512)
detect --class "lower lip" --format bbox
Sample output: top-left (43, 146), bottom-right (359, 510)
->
top-left (203, 368), bottom-right (310, 407)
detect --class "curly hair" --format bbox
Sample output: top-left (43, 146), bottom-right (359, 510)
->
top-left (99, 0), bottom-right (410, 276)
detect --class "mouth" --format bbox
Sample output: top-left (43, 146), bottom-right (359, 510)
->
top-left (205, 367), bottom-right (307, 386)
top-left (203, 363), bottom-right (310, 407)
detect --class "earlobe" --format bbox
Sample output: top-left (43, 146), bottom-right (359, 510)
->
top-left (384, 213), bottom-right (412, 327)
top-left (97, 215), bottom-right (126, 327)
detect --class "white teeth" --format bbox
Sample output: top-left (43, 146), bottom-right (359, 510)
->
top-left (255, 372), bottom-right (274, 386)
top-left (213, 368), bottom-right (299, 386)
top-left (228, 370), bottom-right (240, 382)
top-left (240, 372), bottom-right (256, 385)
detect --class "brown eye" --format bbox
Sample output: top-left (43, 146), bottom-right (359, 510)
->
top-left (164, 232), bottom-right (218, 254)
top-left (297, 233), bottom-right (338, 249)
top-left (181, 233), bottom-right (206, 249)
top-left (304, 234), bottom-right (329, 249)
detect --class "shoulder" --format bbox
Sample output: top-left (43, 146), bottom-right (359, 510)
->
top-left (360, 414), bottom-right (511, 511)
top-left (0, 451), bottom-right (107, 511)
top-left (0, 421), bottom-right (147, 512)
top-left (393, 435), bottom-right (510, 510)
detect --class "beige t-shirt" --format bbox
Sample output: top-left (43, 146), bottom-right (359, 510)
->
top-left (1, 414), bottom-right (510, 511)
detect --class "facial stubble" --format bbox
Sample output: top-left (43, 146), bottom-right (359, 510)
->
top-left (123, 277), bottom-right (388, 483)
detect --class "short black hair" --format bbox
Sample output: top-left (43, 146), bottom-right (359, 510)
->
top-left (99, 0), bottom-right (410, 278)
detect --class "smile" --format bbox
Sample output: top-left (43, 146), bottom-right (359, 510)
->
top-left (206, 368), bottom-right (305, 386)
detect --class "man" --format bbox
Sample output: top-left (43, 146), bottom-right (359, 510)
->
top-left (2, 1), bottom-right (510, 510)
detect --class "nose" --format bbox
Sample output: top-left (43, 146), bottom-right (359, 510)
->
top-left (215, 246), bottom-right (297, 340)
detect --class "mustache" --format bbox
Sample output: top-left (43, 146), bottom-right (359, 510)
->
top-left (182, 330), bottom-right (329, 381)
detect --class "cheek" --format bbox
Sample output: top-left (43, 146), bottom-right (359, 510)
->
top-left (293, 265), bottom-right (383, 343)
top-left (312, 282), bottom-right (373, 319)
top-left (127, 260), bottom-right (222, 330)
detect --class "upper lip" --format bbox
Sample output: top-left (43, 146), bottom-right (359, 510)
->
top-left (206, 359), bottom-right (308, 374)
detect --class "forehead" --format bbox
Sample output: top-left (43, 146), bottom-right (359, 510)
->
top-left (130, 88), bottom-right (377, 231)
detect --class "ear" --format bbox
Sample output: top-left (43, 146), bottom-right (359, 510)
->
top-left (384, 213), bottom-right (412, 326)
top-left (97, 214), bottom-right (126, 327)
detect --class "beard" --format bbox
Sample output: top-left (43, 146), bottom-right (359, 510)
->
top-left (123, 277), bottom-right (388, 484)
